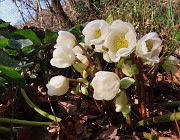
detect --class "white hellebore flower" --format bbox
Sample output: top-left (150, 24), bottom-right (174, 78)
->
top-left (104, 20), bottom-right (137, 62)
top-left (50, 46), bottom-right (76, 68)
top-left (47, 76), bottom-right (69, 96)
top-left (136, 32), bottom-right (162, 63)
top-left (56, 31), bottom-right (77, 49)
top-left (91, 71), bottom-right (120, 100)
top-left (82, 20), bottom-right (109, 48)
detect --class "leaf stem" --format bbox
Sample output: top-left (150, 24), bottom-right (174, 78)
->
top-left (21, 88), bottom-right (62, 122)
top-left (138, 112), bottom-right (180, 126)
top-left (0, 117), bottom-right (51, 127)
top-left (0, 126), bottom-right (17, 135)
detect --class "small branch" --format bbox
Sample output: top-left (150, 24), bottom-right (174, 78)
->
top-left (76, 43), bottom-right (94, 67)
top-left (138, 112), bottom-right (180, 126)
top-left (149, 57), bottom-right (166, 96)
top-left (0, 117), bottom-right (51, 127)
top-left (21, 88), bottom-right (62, 122)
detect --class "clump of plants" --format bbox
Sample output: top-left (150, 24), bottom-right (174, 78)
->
top-left (0, 15), bottom-right (179, 139)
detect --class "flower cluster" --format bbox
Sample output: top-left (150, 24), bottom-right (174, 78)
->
top-left (46, 18), bottom-right (164, 113)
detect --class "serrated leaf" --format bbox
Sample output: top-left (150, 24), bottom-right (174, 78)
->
top-left (77, 78), bottom-right (89, 85)
top-left (106, 14), bottom-right (113, 25)
top-left (73, 63), bottom-right (87, 72)
top-left (0, 37), bottom-right (9, 48)
top-left (0, 65), bottom-right (26, 89)
top-left (0, 51), bottom-right (19, 67)
top-left (13, 29), bottom-right (41, 44)
top-left (0, 22), bottom-right (10, 28)
top-left (44, 29), bottom-right (58, 44)
top-left (120, 77), bottom-right (135, 89)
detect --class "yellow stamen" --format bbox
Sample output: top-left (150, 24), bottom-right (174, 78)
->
top-left (146, 40), bottom-right (153, 52)
top-left (94, 29), bottom-right (101, 38)
top-left (114, 36), bottom-right (128, 50)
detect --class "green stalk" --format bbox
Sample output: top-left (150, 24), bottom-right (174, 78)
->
top-left (159, 100), bottom-right (180, 108)
top-left (21, 88), bottom-right (62, 122)
top-left (143, 132), bottom-right (159, 140)
top-left (138, 112), bottom-right (180, 126)
top-left (0, 117), bottom-right (51, 127)
top-left (0, 126), bottom-right (17, 135)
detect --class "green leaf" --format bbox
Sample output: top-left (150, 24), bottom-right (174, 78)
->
top-left (131, 64), bottom-right (139, 75)
top-left (114, 91), bottom-right (128, 112)
top-left (8, 39), bottom-right (21, 50)
top-left (0, 29), bottom-right (13, 39)
top-left (122, 63), bottom-right (132, 77)
top-left (120, 77), bottom-right (135, 89)
top-left (106, 14), bottom-right (114, 25)
top-left (0, 37), bottom-right (9, 48)
top-left (73, 63), bottom-right (87, 72)
top-left (13, 29), bottom-right (41, 44)
top-left (0, 22), bottom-right (10, 28)
top-left (122, 104), bottom-right (131, 117)
top-left (77, 78), bottom-right (89, 85)
top-left (117, 58), bottom-right (126, 68)
top-left (8, 39), bottom-right (33, 50)
top-left (44, 30), bottom-right (58, 44)
top-left (0, 65), bottom-right (26, 89)
top-left (0, 51), bottom-right (19, 67)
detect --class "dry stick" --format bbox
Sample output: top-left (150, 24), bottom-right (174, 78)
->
top-left (130, 54), bottom-right (143, 119)
top-left (13, 0), bottom-right (27, 24)
top-left (174, 109), bottom-right (180, 136)
top-left (137, 58), bottom-right (147, 119)
top-left (149, 57), bottom-right (166, 100)
top-left (138, 112), bottom-right (180, 126)
top-left (102, 100), bottom-right (116, 125)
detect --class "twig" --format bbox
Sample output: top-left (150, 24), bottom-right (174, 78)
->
top-left (174, 109), bottom-right (180, 136)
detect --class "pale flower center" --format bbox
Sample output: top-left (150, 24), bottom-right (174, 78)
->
top-left (94, 29), bottom-right (101, 38)
top-left (145, 40), bottom-right (153, 52)
top-left (114, 36), bottom-right (128, 50)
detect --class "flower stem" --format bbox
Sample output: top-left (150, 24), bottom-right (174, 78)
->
top-left (138, 112), bottom-right (180, 126)
top-left (77, 43), bottom-right (94, 67)
top-left (21, 88), bottom-right (62, 122)
top-left (0, 117), bottom-right (51, 127)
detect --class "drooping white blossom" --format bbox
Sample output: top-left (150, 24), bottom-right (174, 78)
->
top-left (56, 31), bottom-right (77, 49)
top-left (47, 76), bottom-right (69, 96)
top-left (104, 20), bottom-right (136, 62)
top-left (136, 32), bottom-right (162, 63)
top-left (91, 71), bottom-right (120, 100)
top-left (50, 46), bottom-right (76, 68)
